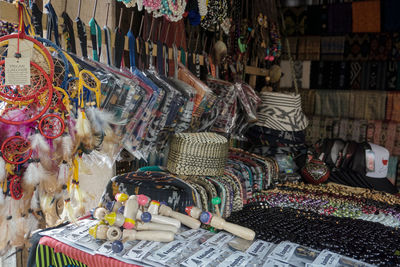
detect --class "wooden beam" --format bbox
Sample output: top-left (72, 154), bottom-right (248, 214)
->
top-left (0, 1), bottom-right (204, 65)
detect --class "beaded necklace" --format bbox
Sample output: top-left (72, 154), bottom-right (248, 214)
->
top-left (201, 0), bottom-right (227, 30)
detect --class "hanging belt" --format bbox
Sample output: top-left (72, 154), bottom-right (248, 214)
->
top-left (45, 2), bottom-right (60, 46)
top-left (114, 27), bottom-right (125, 68)
top-left (31, 2), bottom-right (42, 37)
top-left (61, 12), bottom-right (76, 54)
top-left (157, 40), bottom-right (163, 74)
top-left (89, 18), bottom-right (102, 61)
top-left (76, 17), bottom-right (88, 58)
top-left (104, 25), bottom-right (112, 65)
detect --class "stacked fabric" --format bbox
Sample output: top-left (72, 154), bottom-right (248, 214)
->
top-left (100, 148), bottom-right (279, 219)
top-left (228, 182), bottom-right (400, 266)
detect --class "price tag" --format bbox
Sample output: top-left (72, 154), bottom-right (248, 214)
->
top-left (5, 58), bottom-right (30, 86)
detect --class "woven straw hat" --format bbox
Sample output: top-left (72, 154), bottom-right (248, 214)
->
top-left (167, 132), bottom-right (228, 176)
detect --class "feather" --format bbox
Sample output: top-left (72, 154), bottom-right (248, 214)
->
top-left (60, 186), bottom-right (76, 222)
top-left (61, 134), bottom-right (73, 160)
top-left (25, 213), bottom-right (39, 239)
top-left (0, 157), bottom-right (5, 183)
top-left (86, 107), bottom-right (127, 134)
top-left (29, 131), bottom-right (50, 153)
top-left (57, 162), bottom-right (70, 185)
top-left (30, 189), bottom-right (39, 211)
top-left (23, 161), bottom-right (40, 186)
top-left (0, 192), bottom-right (4, 206)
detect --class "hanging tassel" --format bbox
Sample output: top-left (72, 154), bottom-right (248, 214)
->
top-left (0, 155), bottom-right (5, 184)
top-left (5, 163), bottom-right (14, 175)
top-left (58, 161), bottom-right (70, 185)
top-left (29, 129), bottom-right (50, 153)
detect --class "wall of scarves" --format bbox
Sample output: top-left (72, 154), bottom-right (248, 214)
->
top-left (281, 0), bottom-right (400, 187)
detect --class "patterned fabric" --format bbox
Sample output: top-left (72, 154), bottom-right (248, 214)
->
top-left (305, 116), bottom-right (368, 146)
top-left (320, 36), bottom-right (345, 60)
top-left (360, 62), bottom-right (387, 90)
top-left (327, 3), bottom-right (352, 34)
top-left (299, 89), bottom-right (315, 116)
top-left (352, 0), bottom-right (381, 33)
top-left (99, 171), bottom-right (198, 213)
top-left (256, 91), bottom-right (308, 132)
top-left (369, 33), bottom-right (392, 61)
top-left (386, 92), bottom-right (400, 122)
top-left (344, 34), bottom-right (370, 61)
top-left (36, 243), bottom-right (88, 267)
top-left (386, 62), bottom-right (398, 90)
top-left (280, 61), bottom-right (310, 89)
top-left (350, 62), bottom-right (362, 89)
top-left (391, 33), bottom-right (400, 61)
top-left (314, 90), bottom-right (386, 120)
top-left (283, 7), bottom-right (306, 36)
top-left (298, 37), bottom-right (320, 60)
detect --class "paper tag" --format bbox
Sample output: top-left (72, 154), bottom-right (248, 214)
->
top-left (365, 149), bottom-right (375, 172)
top-left (245, 240), bottom-right (274, 258)
top-left (201, 232), bottom-right (234, 248)
top-left (218, 251), bottom-right (251, 267)
top-left (176, 228), bottom-right (208, 241)
top-left (147, 240), bottom-right (186, 264)
top-left (124, 240), bottom-right (160, 261)
top-left (5, 58), bottom-right (30, 86)
top-left (309, 250), bottom-right (341, 267)
top-left (7, 39), bottom-right (33, 59)
top-left (181, 246), bottom-right (222, 267)
top-left (263, 258), bottom-right (290, 267)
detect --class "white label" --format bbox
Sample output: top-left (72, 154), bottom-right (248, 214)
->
top-left (309, 250), bottom-right (374, 267)
top-left (124, 240), bottom-right (160, 261)
top-left (218, 252), bottom-right (251, 267)
top-left (201, 232), bottom-right (234, 248)
top-left (176, 228), bottom-right (208, 241)
top-left (147, 240), bottom-right (186, 264)
top-left (245, 240), bottom-right (274, 258)
top-left (7, 39), bottom-right (33, 59)
top-left (5, 58), bottom-right (30, 85)
top-left (181, 246), bottom-right (221, 267)
top-left (263, 258), bottom-right (290, 267)
top-left (269, 242), bottom-right (297, 262)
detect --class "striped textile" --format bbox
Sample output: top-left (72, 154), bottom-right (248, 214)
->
top-left (38, 236), bottom-right (140, 267)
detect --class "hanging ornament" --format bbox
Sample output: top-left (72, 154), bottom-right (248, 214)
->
top-left (1, 135), bottom-right (32, 165)
top-left (39, 113), bottom-right (65, 139)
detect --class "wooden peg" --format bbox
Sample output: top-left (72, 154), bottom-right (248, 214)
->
top-left (107, 226), bottom-right (122, 241)
top-left (136, 209), bottom-right (181, 229)
top-left (135, 222), bottom-right (178, 233)
top-left (124, 195), bottom-right (138, 220)
top-left (93, 207), bottom-right (108, 220)
top-left (159, 204), bottom-right (201, 229)
top-left (123, 229), bottom-right (174, 242)
top-left (200, 212), bottom-right (255, 241)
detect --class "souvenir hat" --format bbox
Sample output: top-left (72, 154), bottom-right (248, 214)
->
top-left (256, 91), bottom-right (308, 132)
top-left (167, 132), bottom-right (228, 176)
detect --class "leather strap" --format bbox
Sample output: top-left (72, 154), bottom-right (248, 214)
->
top-left (114, 27), bottom-right (125, 68)
top-left (157, 40), bottom-right (163, 74)
top-left (104, 26), bottom-right (112, 65)
top-left (61, 11), bottom-right (76, 54)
